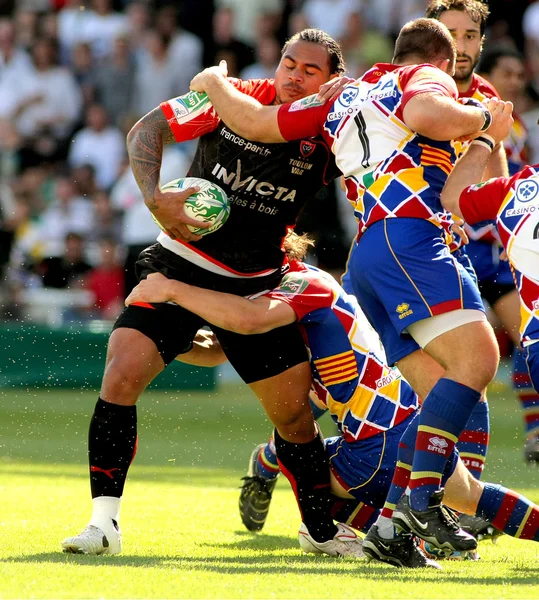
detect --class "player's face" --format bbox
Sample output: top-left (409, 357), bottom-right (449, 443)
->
top-left (273, 40), bottom-right (335, 104)
top-left (438, 10), bottom-right (483, 84)
top-left (485, 56), bottom-right (525, 102)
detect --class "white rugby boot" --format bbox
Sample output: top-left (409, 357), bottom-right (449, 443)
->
top-left (62, 518), bottom-right (121, 555)
top-left (298, 522), bottom-right (366, 558)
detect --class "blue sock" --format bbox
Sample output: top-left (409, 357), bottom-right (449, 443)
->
top-left (456, 400), bottom-right (490, 479)
top-left (410, 378), bottom-right (481, 510)
top-left (513, 347), bottom-right (539, 437)
top-left (477, 482), bottom-right (539, 541)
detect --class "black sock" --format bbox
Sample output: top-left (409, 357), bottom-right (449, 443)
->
top-left (89, 398), bottom-right (138, 498)
top-left (274, 428), bottom-right (338, 543)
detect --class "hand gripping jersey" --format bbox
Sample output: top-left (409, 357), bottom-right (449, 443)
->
top-left (459, 165), bottom-right (539, 345)
top-left (262, 262), bottom-right (419, 440)
top-left (160, 82), bottom-right (339, 276)
top-left (277, 63), bottom-right (459, 239)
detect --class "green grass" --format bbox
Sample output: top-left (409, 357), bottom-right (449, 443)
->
top-left (1, 383), bottom-right (539, 599)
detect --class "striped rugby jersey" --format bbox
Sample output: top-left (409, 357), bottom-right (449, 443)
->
top-left (261, 261), bottom-right (419, 440)
top-left (459, 165), bottom-right (539, 345)
top-left (278, 63), bottom-right (459, 239)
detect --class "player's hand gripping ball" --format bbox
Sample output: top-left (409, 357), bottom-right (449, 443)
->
top-left (154, 177), bottom-right (230, 237)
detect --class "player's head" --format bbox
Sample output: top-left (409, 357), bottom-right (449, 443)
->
top-left (426, 0), bottom-right (489, 84)
top-left (275, 28), bottom-right (345, 104)
top-left (283, 231), bottom-right (314, 261)
top-left (477, 47), bottom-right (525, 103)
top-left (393, 18), bottom-right (456, 75)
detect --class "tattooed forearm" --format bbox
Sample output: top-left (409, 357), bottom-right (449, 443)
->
top-left (126, 106), bottom-right (176, 209)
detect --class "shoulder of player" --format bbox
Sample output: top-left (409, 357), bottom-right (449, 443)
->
top-left (463, 73), bottom-right (500, 100)
top-left (398, 63), bottom-right (458, 96)
top-left (277, 266), bottom-right (334, 297)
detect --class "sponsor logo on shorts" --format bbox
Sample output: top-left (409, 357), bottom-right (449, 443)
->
top-left (396, 303), bottom-right (413, 320)
top-left (428, 436), bottom-right (448, 454)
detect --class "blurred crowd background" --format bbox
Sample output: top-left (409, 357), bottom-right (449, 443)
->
top-left (0, 0), bottom-right (538, 327)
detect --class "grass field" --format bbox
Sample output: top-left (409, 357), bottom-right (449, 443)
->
top-left (1, 381), bottom-right (539, 599)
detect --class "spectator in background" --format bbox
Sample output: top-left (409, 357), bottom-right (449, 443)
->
top-left (71, 42), bottom-right (96, 108)
top-left (0, 18), bottom-right (32, 85)
top-left (133, 31), bottom-right (185, 117)
top-left (207, 7), bottom-right (254, 73)
top-left (153, 5), bottom-right (203, 96)
top-left (85, 237), bottom-right (124, 319)
top-left (35, 231), bottom-right (92, 289)
top-left (240, 36), bottom-right (280, 80)
top-left (93, 33), bottom-right (136, 127)
top-left (69, 103), bottom-right (125, 190)
top-left (83, 0), bottom-right (128, 61)
top-left (0, 36), bottom-right (82, 167)
top-left (477, 47), bottom-right (529, 174)
top-left (90, 190), bottom-right (122, 243)
top-left (13, 8), bottom-right (39, 52)
top-left (37, 172), bottom-right (95, 257)
top-left (216, 0), bottom-right (283, 47)
top-left (300, 0), bottom-right (362, 40)
top-left (125, 1), bottom-right (150, 60)
top-left (72, 164), bottom-right (97, 199)
top-left (57, 0), bottom-right (95, 63)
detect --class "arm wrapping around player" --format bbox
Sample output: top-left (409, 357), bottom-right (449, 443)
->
top-left (125, 273), bottom-right (296, 335)
top-left (191, 64), bottom-right (284, 143)
top-left (484, 143), bottom-right (509, 179)
top-left (441, 100), bottom-right (514, 218)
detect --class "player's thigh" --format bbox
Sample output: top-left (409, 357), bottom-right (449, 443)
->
top-left (420, 318), bottom-right (499, 391)
top-left (102, 303), bottom-right (205, 402)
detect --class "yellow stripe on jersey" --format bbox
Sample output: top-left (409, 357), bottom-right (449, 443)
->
top-left (419, 144), bottom-right (453, 175)
top-left (315, 349), bottom-right (355, 367)
top-left (418, 425), bottom-right (458, 444)
top-left (315, 350), bottom-right (358, 387)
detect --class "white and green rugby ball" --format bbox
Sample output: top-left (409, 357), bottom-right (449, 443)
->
top-left (155, 177), bottom-right (230, 237)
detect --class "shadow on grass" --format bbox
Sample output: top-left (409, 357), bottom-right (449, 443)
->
top-left (6, 550), bottom-right (539, 585)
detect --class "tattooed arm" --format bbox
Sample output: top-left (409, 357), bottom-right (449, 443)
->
top-left (126, 106), bottom-right (208, 242)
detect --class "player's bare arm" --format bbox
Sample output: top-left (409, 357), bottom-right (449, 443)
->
top-left (402, 69), bottom-right (493, 141)
top-left (190, 62), bottom-right (285, 143)
top-left (484, 143), bottom-right (509, 179)
top-left (125, 273), bottom-right (297, 334)
top-left (441, 101), bottom-right (514, 216)
top-left (126, 106), bottom-right (208, 242)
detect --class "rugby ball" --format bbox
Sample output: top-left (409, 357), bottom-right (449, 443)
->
top-left (154, 177), bottom-right (230, 236)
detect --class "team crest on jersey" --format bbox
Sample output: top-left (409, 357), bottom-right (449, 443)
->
top-left (338, 86), bottom-right (359, 107)
top-left (300, 140), bottom-right (315, 158)
top-left (278, 273), bottom-right (309, 295)
top-left (516, 179), bottom-right (539, 203)
top-left (288, 94), bottom-right (324, 112)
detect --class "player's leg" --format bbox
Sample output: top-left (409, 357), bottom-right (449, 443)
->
top-left (214, 324), bottom-right (359, 553)
top-left (351, 220), bottom-right (497, 552)
top-left (239, 396), bottom-right (327, 532)
top-left (63, 300), bottom-right (204, 555)
top-left (444, 456), bottom-right (539, 543)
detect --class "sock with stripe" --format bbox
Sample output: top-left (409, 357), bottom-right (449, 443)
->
top-left (409, 378), bottom-right (481, 511)
top-left (254, 437), bottom-right (280, 480)
top-left (477, 483), bottom-right (539, 541)
top-left (89, 398), bottom-right (138, 499)
top-left (513, 348), bottom-right (539, 438)
top-left (456, 399), bottom-right (490, 479)
top-left (331, 498), bottom-right (379, 534)
top-left (254, 399), bottom-right (327, 480)
top-left (274, 427), bottom-right (338, 543)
